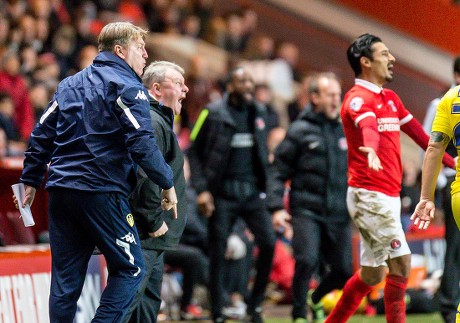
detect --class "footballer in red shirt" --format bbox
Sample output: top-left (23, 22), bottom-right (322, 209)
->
top-left (325, 34), bottom-right (455, 323)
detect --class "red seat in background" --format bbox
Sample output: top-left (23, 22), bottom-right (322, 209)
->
top-left (0, 157), bottom-right (48, 245)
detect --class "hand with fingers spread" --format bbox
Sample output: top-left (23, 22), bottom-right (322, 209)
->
top-left (410, 198), bottom-right (435, 230)
top-left (359, 146), bottom-right (383, 171)
top-left (161, 187), bottom-right (178, 219)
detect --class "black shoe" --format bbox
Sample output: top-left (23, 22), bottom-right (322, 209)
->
top-left (245, 306), bottom-right (264, 323)
top-left (441, 310), bottom-right (456, 323)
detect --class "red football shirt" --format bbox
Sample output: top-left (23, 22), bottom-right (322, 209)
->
top-left (341, 79), bottom-right (413, 197)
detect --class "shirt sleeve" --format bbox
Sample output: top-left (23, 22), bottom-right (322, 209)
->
top-left (392, 92), bottom-right (413, 126)
top-left (345, 95), bottom-right (380, 151)
top-left (345, 95), bottom-right (376, 128)
top-left (151, 113), bottom-right (168, 158)
top-left (130, 167), bottom-right (165, 233)
top-left (432, 89), bottom-right (454, 139)
top-left (266, 122), bottom-right (300, 211)
top-left (129, 112), bottom-right (171, 233)
top-left (20, 93), bottom-right (59, 188)
top-left (188, 108), bottom-right (210, 194)
top-left (116, 86), bottom-right (173, 189)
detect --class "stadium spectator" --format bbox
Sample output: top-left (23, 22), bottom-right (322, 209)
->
top-left (51, 24), bottom-right (78, 79)
top-left (276, 41), bottom-right (301, 82)
top-left (19, 44), bottom-right (39, 82)
top-left (0, 92), bottom-right (26, 156)
top-left (218, 11), bottom-right (246, 54)
top-left (0, 128), bottom-right (7, 158)
top-left (0, 92), bottom-right (19, 142)
top-left (181, 15), bottom-right (202, 38)
top-left (0, 50), bottom-right (35, 140)
top-left (182, 54), bottom-right (221, 129)
top-left (287, 73), bottom-right (315, 122)
top-left (76, 44), bottom-right (98, 71)
top-left (28, 82), bottom-right (50, 121)
top-left (32, 52), bottom-right (61, 92)
top-left (245, 34), bottom-right (275, 61)
top-left (0, 15), bottom-right (10, 46)
top-left (254, 83), bottom-right (280, 131)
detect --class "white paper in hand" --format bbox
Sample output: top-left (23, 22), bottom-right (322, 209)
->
top-left (11, 183), bottom-right (35, 227)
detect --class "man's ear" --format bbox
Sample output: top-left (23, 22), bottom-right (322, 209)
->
top-left (360, 56), bottom-right (371, 68)
top-left (454, 72), bottom-right (460, 86)
top-left (151, 82), bottom-right (162, 96)
top-left (310, 92), bottom-right (319, 106)
top-left (114, 45), bottom-right (125, 59)
top-left (226, 83), bottom-right (234, 93)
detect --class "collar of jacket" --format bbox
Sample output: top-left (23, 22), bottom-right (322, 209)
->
top-left (222, 93), bottom-right (265, 127)
top-left (93, 51), bottom-right (141, 82)
top-left (149, 96), bottom-right (174, 127)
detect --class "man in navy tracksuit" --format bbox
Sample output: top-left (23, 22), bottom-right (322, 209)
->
top-left (15, 22), bottom-right (178, 323)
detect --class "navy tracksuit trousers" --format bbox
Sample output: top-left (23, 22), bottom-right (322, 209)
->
top-left (48, 189), bottom-right (145, 323)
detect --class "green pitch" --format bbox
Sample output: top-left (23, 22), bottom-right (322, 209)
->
top-left (260, 313), bottom-right (443, 323)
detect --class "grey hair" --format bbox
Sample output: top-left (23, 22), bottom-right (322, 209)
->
top-left (142, 61), bottom-right (185, 88)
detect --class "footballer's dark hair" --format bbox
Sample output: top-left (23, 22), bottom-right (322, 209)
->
top-left (454, 56), bottom-right (460, 74)
top-left (347, 33), bottom-right (382, 77)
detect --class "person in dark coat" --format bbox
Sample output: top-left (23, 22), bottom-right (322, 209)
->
top-left (125, 61), bottom-right (189, 323)
top-left (268, 72), bottom-right (352, 323)
top-left (188, 67), bottom-right (276, 323)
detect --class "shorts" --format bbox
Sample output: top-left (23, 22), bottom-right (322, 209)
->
top-left (347, 187), bottom-right (411, 267)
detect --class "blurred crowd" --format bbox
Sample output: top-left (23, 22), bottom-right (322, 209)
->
top-left (0, 0), bottom-right (311, 159)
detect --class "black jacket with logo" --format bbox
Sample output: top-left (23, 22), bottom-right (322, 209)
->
top-left (266, 108), bottom-right (349, 223)
top-left (188, 94), bottom-right (270, 195)
top-left (129, 97), bottom-right (186, 250)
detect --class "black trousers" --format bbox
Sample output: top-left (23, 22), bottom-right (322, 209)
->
top-left (290, 216), bottom-right (353, 319)
top-left (438, 176), bottom-right (460, 320)
top-left (209, 193), bottom-right (276, 319)
top-left (224, 239), bottom-right (254, 298)
top-left (125, 249), bottom-right (164, 323)
top-left (164, 245), bottom-right (209, 309)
